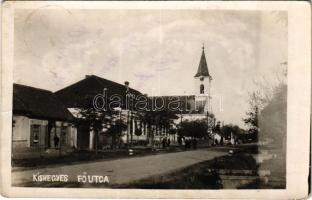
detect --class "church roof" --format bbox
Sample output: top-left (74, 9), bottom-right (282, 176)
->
top-left (194, 46), bottom-right (211, 78)
top-left (148, 95), bottom-right (206, 114)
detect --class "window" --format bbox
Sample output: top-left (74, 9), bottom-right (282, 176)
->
top-left (200, 84), bottom-right (205, 94)
top-left (30, 125), bottom-right (40, 146)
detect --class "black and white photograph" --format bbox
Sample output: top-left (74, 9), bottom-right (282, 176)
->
top-left (1, 1), bottom-right (310, 198)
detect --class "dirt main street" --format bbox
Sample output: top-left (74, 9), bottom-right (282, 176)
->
top-left (12, 148), bottom-right (228, 187)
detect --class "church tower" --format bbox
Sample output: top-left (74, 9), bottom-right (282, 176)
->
top-left (194, 44), bottom-right (212, 113)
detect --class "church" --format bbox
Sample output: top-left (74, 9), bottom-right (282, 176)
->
top-left (147, 44), bottom-right (216, 143)
top-left (150, 45), bottom-right (215, 138)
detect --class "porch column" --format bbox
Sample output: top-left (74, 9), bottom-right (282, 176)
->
top-left (132, 119), bottom-right (136, 142)
top-left (132, 119), bottom-right (135, 134)
top-left (71, 126), bottom-right (78, 148)
top-left (89, 130), bottom-right (94, 150)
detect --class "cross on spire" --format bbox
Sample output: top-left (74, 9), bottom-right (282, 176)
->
top-left (194, 44), bottom-right (211, 78)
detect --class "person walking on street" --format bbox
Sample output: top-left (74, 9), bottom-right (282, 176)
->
top-left (162, 138), bottom-right (167, 149)
top-left (192, 138), bottom-right (197, 149)
top-left (54, 134), bottom-right (59, 149)
top-left (178, 136), bottom-right (182, 146)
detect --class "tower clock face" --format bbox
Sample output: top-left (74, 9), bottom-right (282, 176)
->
top-left (200, 77), bottom-right (204, 81)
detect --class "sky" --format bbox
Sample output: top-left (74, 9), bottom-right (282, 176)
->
top-left (14, 9), bottom-right (287, 127)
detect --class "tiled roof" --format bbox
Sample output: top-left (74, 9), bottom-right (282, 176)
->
top-left (13, 84), bottom-right (74, 121)
top-left (54, 75), bottom-right (143, 109)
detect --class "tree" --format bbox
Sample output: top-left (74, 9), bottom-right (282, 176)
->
top-left (178, 119), bottom-right (208, 138)
top-left (106, 119), bottom-right (127, 149)
top-left (221, 124), bottom-right (233, 139)
top-left (258, 83), bottom-right (287, 153)
top-left (220, 124), bottom-right (246, 143)
top-left (243, 62), bottom-right (287, 145)
top-left (76, 94), bottom-right (113, 155)
top-left (169, 128), bottom-right (177, 135)
top-left (213, 121), bottom-right (221, 134)
top-left (243, 92), bottom-right (260, 141)
top-left (137, 109), bottom-right (177, 146)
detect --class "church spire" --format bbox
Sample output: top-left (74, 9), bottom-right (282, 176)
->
top-left (194, 44), bottom-right (210, 78)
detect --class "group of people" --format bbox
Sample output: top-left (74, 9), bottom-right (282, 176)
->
top-left (184, 138), bottom-right (197, 149)
top-left (161, 137), bottom-right (171, 149)
top-left (177, 136), bottom-right (197, 150)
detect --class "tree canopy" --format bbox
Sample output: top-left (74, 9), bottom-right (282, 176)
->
top-left (178, 119), bottom-right (208, 138)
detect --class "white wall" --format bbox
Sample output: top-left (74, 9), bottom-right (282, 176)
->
top-left (194, 76), bottom-right (211, 113)
top-left (194, 76), bottom-right (211, 96)
top-left (13, 116), bottom-right (49, 149)
top-left (12, 116), bottom-right (30, 148)
top-left (13, 115), bottom-right (77, 150)
top-left (174, 114), bottom-right (206, 125)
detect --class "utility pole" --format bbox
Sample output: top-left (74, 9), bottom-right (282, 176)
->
top-left (130, 110), bottom-right (133, 146)
top-left (127, 109), bottom-right (130, 148)
top-left (180, 110), bottom-right (183, 124)
top-left (206, 111), bottom-right (209, 132)
top-left (125, 81), bottom-right (134, 148)
top-left (125, 81), bottom-right (130, 149)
